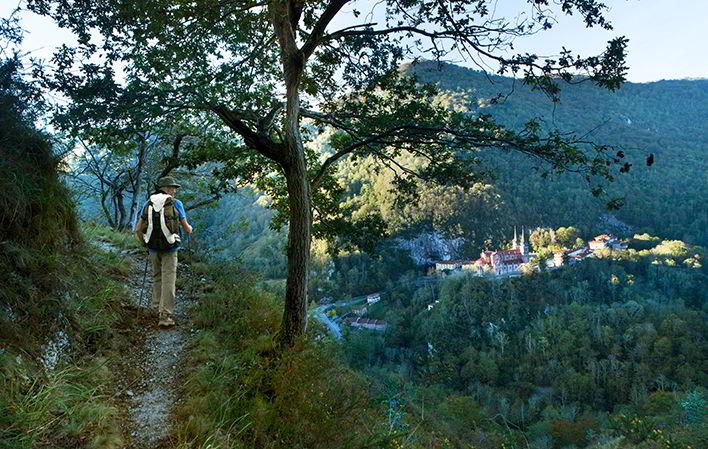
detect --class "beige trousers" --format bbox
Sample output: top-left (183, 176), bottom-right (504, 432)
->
top-left (149, 251), bottom-right (178, 318)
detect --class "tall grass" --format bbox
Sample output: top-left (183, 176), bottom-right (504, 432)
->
top-left (81, 221), bottom-right (142, 251)
top-left (1, 223), bottom-right (134, 448)
top-left (1, 61), bottom-right (129, 449)
top-left (0, 117), bottom-right (78, 252)
top-left (172, 263), bottom-right (398, 449)
top-left (0, 354), bottom-right (123, 449)
top-left (0, 74), bottom-right (79, 349)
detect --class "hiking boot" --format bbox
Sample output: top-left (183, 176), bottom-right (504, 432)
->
top-left (158, 316), bottom-right (176, 328)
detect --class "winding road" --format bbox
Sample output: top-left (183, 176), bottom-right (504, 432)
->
top-left (311, 294), bottom-right (371, 340)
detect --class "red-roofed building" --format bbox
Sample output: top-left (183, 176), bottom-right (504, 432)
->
top-left (473, 227), bottom-right (531, 275)
top-left (435, 227), bottom-right (533, 276)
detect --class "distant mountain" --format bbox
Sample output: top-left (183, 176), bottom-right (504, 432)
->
top-left (402, 61), bottom-right (708, 246)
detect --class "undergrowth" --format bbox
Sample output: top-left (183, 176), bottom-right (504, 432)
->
top-left (82, 221), bottom-right (142, 251)
top-left (0, 58), bottom-right (132, 449)
top-left (172, 263), bottom-right (398, 449)
top-left (0, 227), bottom-right (136, 449)
top-left (0, 355), bottom-right (122, 449)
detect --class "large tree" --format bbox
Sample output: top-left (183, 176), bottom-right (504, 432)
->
top-left (27, 0), bottom-right (630, 347)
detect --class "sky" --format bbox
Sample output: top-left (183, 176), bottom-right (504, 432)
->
top-left (2, 0), bottom-right (707, 83)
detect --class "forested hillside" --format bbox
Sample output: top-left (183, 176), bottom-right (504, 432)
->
top-left (404, 61), bottom-right (708, 246)
top-left (344, 243), bottom-right (708, 448)
top-left (5, 1), bottom-right (707, 448)
top-left (198, 61), bottom-right (708, 271)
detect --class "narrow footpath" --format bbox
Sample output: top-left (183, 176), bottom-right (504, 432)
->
top-left (98, 241), bottom-right (196, 448)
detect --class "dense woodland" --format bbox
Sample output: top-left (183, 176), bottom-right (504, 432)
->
top-left (341, 241), bottom-right (707, 448)
top-left (180, 62), bottom-right (708, 283)
top-left (2, 1), bottom-right (707, 447)
top-left (406, 61), bottom-right (708, 247)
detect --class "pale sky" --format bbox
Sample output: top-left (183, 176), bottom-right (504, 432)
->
top-left (3, 0), bottom-right (707, 83)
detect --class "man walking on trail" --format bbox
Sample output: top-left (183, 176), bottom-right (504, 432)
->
top-left (135, 176), bottom-right (193, 328)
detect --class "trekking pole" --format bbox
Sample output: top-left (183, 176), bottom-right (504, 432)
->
top-left (138, 251), bottom-right (149, 317)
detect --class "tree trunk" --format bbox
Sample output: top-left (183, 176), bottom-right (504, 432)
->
top-left (111, 193), bottom-right (119, 227)
top-left (278, 40), bottom-right (310, 346)
top-left (100, 190), bottom-right (115, 229)
top-left (127, 142), bottom-right (147, 229)
top-left (278, 82), bottom-right (312, 346)
top-left (280, 158), bottom-right (312, 347)
top-left (270, 0), bottom-right (313, 347)
top-left (115, 189), bottom-right (128, 230)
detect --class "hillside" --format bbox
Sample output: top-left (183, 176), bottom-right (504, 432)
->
top-left (341, 242), bottom-right (708, 449)
top-left (402, 61), bottom-right (708, 246)
top-left (5, 2), bottom-right (708, 448)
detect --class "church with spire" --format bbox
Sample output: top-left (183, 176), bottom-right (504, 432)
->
top-left (473, 226), bottom-right (531, 276)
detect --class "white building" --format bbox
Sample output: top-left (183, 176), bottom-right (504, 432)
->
top-left (366, 293), bottom-right (382, 304)
top-left (434, 260), bottom-right (464, 271)
top-left (588, 234), bottom-right (627, 251)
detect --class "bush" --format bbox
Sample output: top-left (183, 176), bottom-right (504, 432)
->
top-left (550, 417), bottom-right (596, 448)
top-left (0, 57), bottom-right (79, 349)
top-left (0, 58), bottom-right (78, 251)
top-left (0, 354), bottom-right (124, 449)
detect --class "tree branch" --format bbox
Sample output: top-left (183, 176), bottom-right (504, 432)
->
top-left (185, 194), bottom-right (221, 211)
top-left (159, 133), bottom-right (185, 178)
top-left (325, 25), bottom-right (460, 42)
top-left (212, 104), bottom-right (286, 164)
top-left (301, 0), bottom-right (350, 60)
top-left (310, 127), bottom-right (405, 187)
top-left (257, 103), bottom-right (284, 137)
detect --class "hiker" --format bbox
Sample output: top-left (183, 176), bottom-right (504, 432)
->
top-left (134, 176), bottom-right (193, 327)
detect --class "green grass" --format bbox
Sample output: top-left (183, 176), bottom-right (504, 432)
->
top-left (81, 221), bottom-right (142, 251)
top-left (0, 79), bottom-right (129, 449)
top-left (171, 263), bottom-right (398, 449)
top-left (0, 225), bottom-right (137, 449)
top-left (0, 355), bottom-right (123, 449)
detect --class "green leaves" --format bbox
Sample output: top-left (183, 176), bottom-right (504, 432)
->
top-left (27, 0), bottom-right (634, 254)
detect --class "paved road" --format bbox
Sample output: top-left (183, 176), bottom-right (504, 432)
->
top-left (314, 306), bottom-right (343, 339)
top-left (311, 295), bottom-right (369, 340)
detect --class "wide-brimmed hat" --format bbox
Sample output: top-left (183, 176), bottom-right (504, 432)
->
top-left (157, 176), bottom-right (181, 188)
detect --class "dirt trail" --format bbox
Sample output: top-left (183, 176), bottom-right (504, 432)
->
top-left (98, 242), bottom-right (194, 448)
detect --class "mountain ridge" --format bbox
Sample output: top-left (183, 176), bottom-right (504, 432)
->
top-left (397, 60), bottom-right (707, 246)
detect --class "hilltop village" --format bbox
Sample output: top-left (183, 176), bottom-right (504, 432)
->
top-left (321, 229), bottom-right (631, 336)
top-left (434, 228), bottom-right (628, 277)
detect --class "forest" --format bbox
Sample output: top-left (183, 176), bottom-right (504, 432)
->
top-left (403, 61), bottom-right (708, 247)
top-left (2, 1), bottom-right (707, 448)
top-left (341, 239), bottom-right (707, 448)
top-left (183, 61), bottom-right (708, 282)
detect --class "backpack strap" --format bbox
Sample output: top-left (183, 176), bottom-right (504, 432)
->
top-left (159, 204), bottom-right (181, 244)
top-left (144, 203), bottom-right (154, 244)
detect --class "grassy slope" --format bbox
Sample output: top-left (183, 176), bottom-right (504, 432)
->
top-left (0, 224), bottom-right (140, 449)
top-left (170, 261), bottom-right (401, 449)
top-left (3, 219), bottom-right (403, 449)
